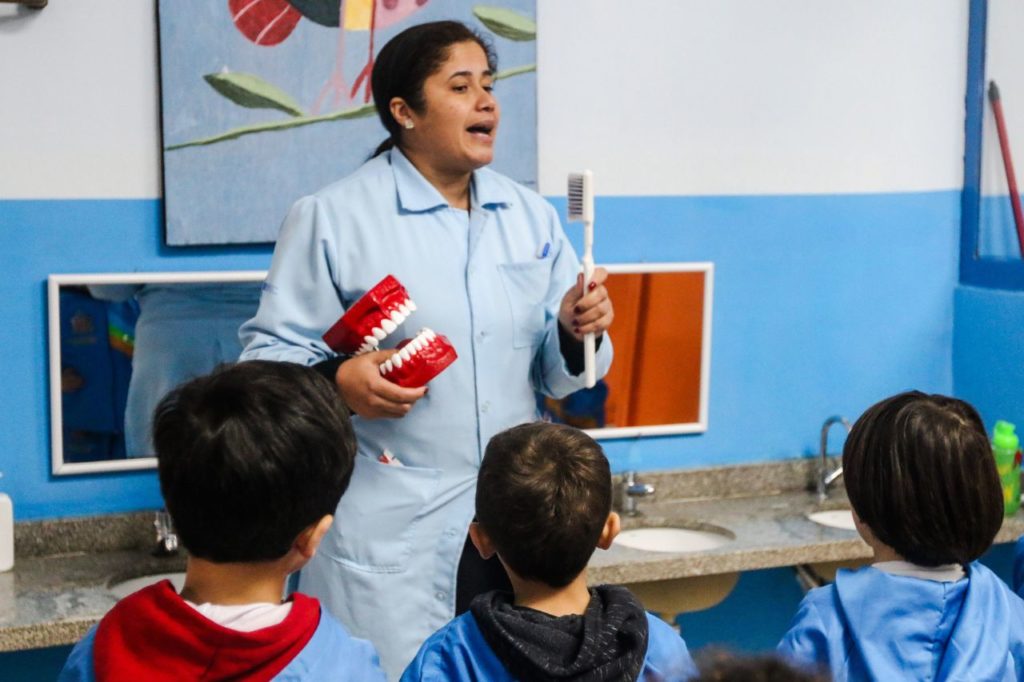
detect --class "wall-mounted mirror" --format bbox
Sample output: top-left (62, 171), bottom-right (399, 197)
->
top-left (48, 271), bottom-right (266, 475)
top-left (49, 262), bottom-right (712, 474)
top-left (540, 262), bottom-right (713, 439)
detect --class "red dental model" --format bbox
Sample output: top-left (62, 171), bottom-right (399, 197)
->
top-left (322, 275), bottom-right (456, 387)
top-left (379, 328), bottom-right (457, 388)
top-left (322, 275), bottom-right (417, 355)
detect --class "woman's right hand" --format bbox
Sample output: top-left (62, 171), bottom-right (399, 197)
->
top-left (335, 350), bottom-right (427, 419)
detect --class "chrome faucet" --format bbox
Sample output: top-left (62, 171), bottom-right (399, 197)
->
top-left (817, 416), bottom-right (851, 503)
top-left (154, 510), bottom-right (179, 556)
top-left (622, 471), bottom-right (655, 516)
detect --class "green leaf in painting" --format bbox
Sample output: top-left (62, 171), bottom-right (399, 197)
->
top-left (203, 71), bottom-right (305, 117)
top-left (473, 6), bottom-right (536, 41)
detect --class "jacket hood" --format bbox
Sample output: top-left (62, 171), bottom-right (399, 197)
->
top-left (92, 580), bottom-right (320, 682)
top-left (470, 585), bottom-right (649, 681)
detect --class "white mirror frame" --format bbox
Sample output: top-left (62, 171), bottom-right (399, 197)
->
top-left (48, 263), bottom-right (713, 474)
top-left (585, 262), bottom-right (713, 440)
top-left (48, 271), bottom-right (267, 475)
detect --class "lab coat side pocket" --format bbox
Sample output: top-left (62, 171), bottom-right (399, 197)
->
top-left (319, 454), bottom-right (442, 573)
top-left (497, 261), bottom-right (550, 349)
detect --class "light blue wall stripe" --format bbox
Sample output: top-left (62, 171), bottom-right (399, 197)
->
top-left (1, 190), bottom-right (960, 519)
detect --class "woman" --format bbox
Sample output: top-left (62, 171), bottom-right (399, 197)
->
top-left (240, 21), bottom-right (614, 678)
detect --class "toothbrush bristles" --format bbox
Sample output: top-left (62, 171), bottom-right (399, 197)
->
top-left (567, 170), bottom-right (593, 223)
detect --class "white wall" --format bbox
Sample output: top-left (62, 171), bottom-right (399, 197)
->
top-left (2, 1), bottom-right (968, 200)
top-left (538, 0), bottom-right (967, 196)
top-left (0, 1), bottom-right (161, 198)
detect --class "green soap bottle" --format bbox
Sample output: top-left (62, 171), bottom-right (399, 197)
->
top-left (993, 420), bottom-right (1022, 516)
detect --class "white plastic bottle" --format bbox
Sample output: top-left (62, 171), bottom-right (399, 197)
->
top-left (0, 490), bottom-right (12, 572)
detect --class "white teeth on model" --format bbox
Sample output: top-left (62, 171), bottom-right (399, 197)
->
top-left (364, 335), bottom-right (377, 346)
top-left (391, 310), bottom-right (406, 325)
top-left (398, 303), bottom-right (410, 316)
top-left (381, 319), bottom-right (397, 334)
top-left (392, 354), bottom-right (403, 368)
top-left (406, 299), bottom-right (417, 312)
top-left (399, 348), bottom-right (411, 361)
top-left (372, 327), bottom-right (387, 340)
top-left (382, 359), bottom-right (393, 374)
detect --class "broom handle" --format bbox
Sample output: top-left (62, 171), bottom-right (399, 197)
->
top-left (989, 80), bottom-right (1024, 257)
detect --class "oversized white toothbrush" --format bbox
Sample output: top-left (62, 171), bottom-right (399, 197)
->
top-left (567, 170), bottom-right (596, 388)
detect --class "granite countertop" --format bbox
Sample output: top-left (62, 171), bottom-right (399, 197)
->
top-left (0, 512), bottom-right (186, 652)
top-left (588, 461), bottom-right (1024, 585)
top-left (4, 459), bottom-right (1023, 652)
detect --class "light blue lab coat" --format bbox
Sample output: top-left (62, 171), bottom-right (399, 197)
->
top-left (400, 611), bottom-right (697, 682)
top-left (239, 148), bottom-right (613, 679)
top-left (778, 562), bottom-right (1024, 681)
top-left (89, 283), bottom-right (261, 456)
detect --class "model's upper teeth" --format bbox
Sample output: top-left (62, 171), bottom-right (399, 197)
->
top-left (382, 318), bottom-right (397, 334)
top-left (390, 310), bottom-right (405, 326)
top-left (372, 327), bottom-right (387, 340)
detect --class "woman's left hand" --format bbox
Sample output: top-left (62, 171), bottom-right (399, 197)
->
top-left (558, 267), bottom-right (614, 341)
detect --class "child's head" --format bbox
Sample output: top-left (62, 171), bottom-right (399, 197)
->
top-left (474, 422), bottom-right (616, 587)
top-left (153, 360), bottom-right (356, 564)
top-left (694, 651), bottom-right (827, 682)
top-left (842, 390), bottom-right (1001, 566)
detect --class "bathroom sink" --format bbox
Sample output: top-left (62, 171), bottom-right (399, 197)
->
top-left (807, 509), bottom-right (856, 531)
top-left (107, 571), bottom-right (186, 600)
top-left (615, 526), bottom-right (733, 553)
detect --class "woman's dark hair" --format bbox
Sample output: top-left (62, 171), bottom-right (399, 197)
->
top-left (842, 390), bottom-right (1002, 566)
top-left (153, 361), bottom-right (356, 563)
top-left (476, 422), bottom-right (612, 587)
top-left (370, 20), bottom-right (497, 157)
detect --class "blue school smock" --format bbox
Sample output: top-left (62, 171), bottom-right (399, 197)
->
top-left (239, 148), bottom-right (613, 679)
top-left (778, 562), bottom-right (1024, 681)
top-left (399, 611), bottom-right (697, 681)
top-left (1013, 535), bottom-right (1024, 596)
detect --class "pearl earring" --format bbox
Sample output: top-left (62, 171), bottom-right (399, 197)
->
top-left (404, 119), bottom-right (415, 130)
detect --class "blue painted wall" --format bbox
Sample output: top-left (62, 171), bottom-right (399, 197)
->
top-left (953, 285), bottom-right (1024, 429)
top-left (1, 190), bottom-right (960, 519)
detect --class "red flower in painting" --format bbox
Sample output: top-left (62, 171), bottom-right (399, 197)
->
top-left (228, 0), bottom-right (303, 46)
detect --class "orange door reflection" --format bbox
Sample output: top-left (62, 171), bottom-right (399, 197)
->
top-left (603, 272), bottom-right (704, 427)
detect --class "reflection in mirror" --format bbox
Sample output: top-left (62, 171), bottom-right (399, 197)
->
top-left (49, 272), bottom-right (266, 475)
top-left (540, 262), bottom-right (713, 439)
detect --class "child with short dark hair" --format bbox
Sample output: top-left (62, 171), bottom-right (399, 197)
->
top-left (694, 650), bottom-right (826, 682)
top-left (401, 422), bottom-right (697, 681)
top-left (778, 390), bottom-right (1024, 680)
top-left (59, 361), bottom-right (386, 681)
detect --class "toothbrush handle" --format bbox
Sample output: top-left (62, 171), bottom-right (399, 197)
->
top-left (582, 253), bottom-right (596, 389)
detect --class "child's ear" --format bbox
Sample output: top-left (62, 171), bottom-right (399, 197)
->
top-left (294, 515), bottom-right (334, 560)
top-left (468, 522), bottom-right (496, 560)
top-left (596, 512), bottom-right (621, 550)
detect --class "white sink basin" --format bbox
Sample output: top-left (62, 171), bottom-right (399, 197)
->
top-left (807, 509), bottom-right (856, 531)
top-left (615, 527), bottom-right (732, 553)
top-left (108, 571), bottom-right (186, 600)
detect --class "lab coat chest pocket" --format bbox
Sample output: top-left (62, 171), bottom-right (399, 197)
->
top-left (497, 261), bottom-right (550, 349)
top-left (320, 454), bottom-right (442, 572)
